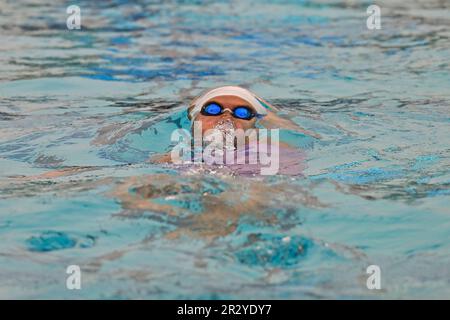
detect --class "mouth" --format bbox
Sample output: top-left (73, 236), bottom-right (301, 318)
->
top-left (204, 119), bottom-right (237, 150)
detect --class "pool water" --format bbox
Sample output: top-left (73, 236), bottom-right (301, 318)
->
top-left (0, 0), bottom-right (449, 299)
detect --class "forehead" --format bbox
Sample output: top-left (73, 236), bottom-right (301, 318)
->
top-left (205, 95), bottom-right (251, 106)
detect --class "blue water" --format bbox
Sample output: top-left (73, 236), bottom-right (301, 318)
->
top-left (0, 0), bottom-right (449, 299)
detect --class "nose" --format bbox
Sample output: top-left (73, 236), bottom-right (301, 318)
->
top-left (221, 108), bottom-right (234, 118)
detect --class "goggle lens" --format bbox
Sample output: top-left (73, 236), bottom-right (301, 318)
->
top-left (233, 106), bottom-right (252, 119)
top-left (203, 103), bottom-right (222, 115)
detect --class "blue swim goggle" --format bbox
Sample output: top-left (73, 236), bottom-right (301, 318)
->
top-left (201, 102), bottom-right (256, 120)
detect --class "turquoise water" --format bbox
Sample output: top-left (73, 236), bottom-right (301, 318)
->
top-left (0, 0), bottom-right (449, 299)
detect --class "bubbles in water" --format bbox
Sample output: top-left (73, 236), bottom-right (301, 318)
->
top-left (204, 119), bottom-right (237, 151)
top-left (235, 234), bottom-right (312, 268)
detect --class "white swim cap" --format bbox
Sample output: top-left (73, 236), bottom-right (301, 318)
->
top-left (189, 86), bottom-right (274, 120)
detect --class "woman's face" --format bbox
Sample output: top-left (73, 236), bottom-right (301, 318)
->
top-left (192, 95), bottom-right (257, 135)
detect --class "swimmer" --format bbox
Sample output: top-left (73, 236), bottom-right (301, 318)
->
top-left (111, 173), bottom-right (324, 239)
top-left (8, 87), bottom-right (319, 239)
top-left (186, 85), bottom-right (319, 137)
top-left (151, 85), bottom-right (317, 175)
top-left (18, 85), bottom-right (315, 179)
